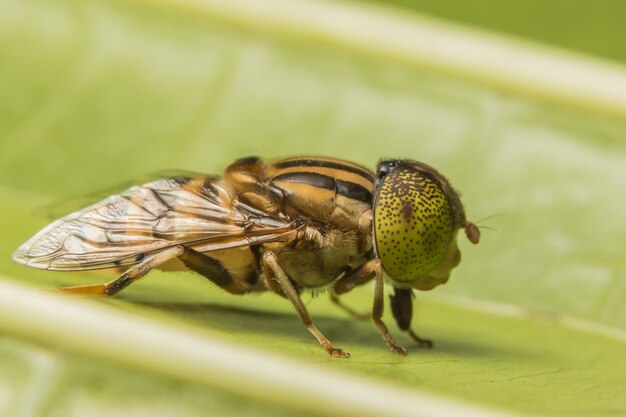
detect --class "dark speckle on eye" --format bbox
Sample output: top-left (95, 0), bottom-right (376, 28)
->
top-left (373, 167), bottom-right (454, 283)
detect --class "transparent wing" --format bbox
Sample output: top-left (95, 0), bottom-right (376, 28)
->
top-left (36, 169), bottom-right (205, 220)
top-left (13, 175), bottom-right (299, 271)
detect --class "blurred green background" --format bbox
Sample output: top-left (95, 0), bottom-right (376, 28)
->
top-left (1, 1), bottom-right (625, 416)
top-left (361, 0), bottom-right (626, 63)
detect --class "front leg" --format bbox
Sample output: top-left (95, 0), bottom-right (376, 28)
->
top-left (371, 260), bottom-right (408, 355)
top-left (331, 259), bottom-right (407, 355)
top-left (389, 288), bottom-right (433, 348)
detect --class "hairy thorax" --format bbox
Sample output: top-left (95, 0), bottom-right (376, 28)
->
top-left (270, 225), bottom-right (371, 288)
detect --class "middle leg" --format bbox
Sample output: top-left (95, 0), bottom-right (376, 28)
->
top-left (262, 251), bottom-right (350, 358)
top-left (330, 263), bottom-right (376, 320)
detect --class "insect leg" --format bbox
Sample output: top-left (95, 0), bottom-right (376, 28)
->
top-left (329, 292), bottom-right (369, 320)
top-left (58, 246), bottom-right (185, 296)
top-left (177, 247), bottom-right (248, 295)
top-left (369, 259), bottom-right (408, 355)
top-left (329, 263), bottom-right (377, 320)
top-left (261, 251), bottom-right (350, 358)
top-left (389, 288), bottom-right (433, 348)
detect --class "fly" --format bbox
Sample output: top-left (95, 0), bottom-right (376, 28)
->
top-left (13, 156), bottom-right (479, 358)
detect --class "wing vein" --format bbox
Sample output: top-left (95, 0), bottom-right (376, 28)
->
top-left (13, 176), bottom-right (298, 271)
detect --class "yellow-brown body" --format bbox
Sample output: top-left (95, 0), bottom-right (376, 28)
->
top-left (13, 156), bottom-right (479, 357)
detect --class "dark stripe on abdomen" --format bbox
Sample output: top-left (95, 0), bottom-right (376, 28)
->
top-left (337, 179), bottom-right (371, 203)
top-left (273, 172), bottom-right (372, 203)
top-left (274, 159), bottom-right (374, 182)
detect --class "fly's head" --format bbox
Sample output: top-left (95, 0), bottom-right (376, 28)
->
top-left (373, 159), bottom-right (479, 291)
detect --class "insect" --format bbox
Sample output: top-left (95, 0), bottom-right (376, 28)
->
top-left (13, 156), bottom-right (479, 357)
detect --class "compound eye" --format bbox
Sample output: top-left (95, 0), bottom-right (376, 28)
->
top-left (373, 166), bottom-right (454, 283)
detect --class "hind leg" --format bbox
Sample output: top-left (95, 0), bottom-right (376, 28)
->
top-left (58, 246), bottom-right (185, 296)
top-left (177, 246), bottom-right (249, 294)
top-left (59, 246), bottom-right (251, 297)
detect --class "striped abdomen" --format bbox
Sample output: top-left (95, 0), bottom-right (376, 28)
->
top-left (267, 156), bottom-right (375, 229)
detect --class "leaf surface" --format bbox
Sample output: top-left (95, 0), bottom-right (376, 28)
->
top-left (1, 1), bottom-right (625, 416)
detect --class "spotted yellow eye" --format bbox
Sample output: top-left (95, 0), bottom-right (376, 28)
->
top-left (373, 160), bottom-right (459, 284)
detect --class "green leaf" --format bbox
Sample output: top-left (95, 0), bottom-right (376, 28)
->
top-left (1, 0), bottom-right (625, 416)
top-left (357, 0), bottom-right (626, 63)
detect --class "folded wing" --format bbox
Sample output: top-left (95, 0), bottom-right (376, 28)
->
top-left (13, 176), bottom-right (297, 271)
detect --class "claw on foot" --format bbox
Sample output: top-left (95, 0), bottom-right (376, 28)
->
top-left (327, 348), bottom-right (351, 358)
top-left (408, 330), bottom-right (433, 349)
top-left (389, 344), bottom-right (408, 356)
top-left (416, 339), bottom-right (433, 349)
